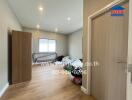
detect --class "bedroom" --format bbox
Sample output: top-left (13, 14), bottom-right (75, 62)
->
top-left (1, 0), bottom-right (132, 100)
top-left (0, 0), bottom-right (89, 99)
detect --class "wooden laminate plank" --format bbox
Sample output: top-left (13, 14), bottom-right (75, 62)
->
top-left (2, 65), bottom-right (95, 100)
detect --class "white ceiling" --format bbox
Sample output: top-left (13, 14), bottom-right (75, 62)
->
top-left (8, 0), bottom-right (83, 34)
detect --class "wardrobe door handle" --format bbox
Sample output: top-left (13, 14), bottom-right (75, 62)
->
top-left (116, 58), bottom-right (127, 64)
top-left (116, 61), bottom-right (127, 64)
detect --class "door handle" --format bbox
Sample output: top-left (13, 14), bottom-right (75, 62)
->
top-left (116, 58), bottom-right (127, 64)
top-left (116, 61), bottom-right (127, 64)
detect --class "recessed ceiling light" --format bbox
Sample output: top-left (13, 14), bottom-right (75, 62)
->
top-left (36, 24), bottom-right (40, 29)
top-left (38, 6), bottom-right (43, 11)
top-left (55, 28), bottom-right (58, 32)
top-left (67, 17), bottom-right (71, 21)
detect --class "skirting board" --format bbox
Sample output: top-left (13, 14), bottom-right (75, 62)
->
top-left (81, 86), bottom-right (89, 95)
top-left (0, 83), bottom-right (9, 97)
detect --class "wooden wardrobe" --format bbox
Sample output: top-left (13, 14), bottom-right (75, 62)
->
top-left (11, 30), bottom-right (32, 84)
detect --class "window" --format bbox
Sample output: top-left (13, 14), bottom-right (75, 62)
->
top-left (48, 40), bottom-right (56, 52)
top-left (39, 39), bottom-right (56, 52)
top-left (39, 39), bottom-right (48, 52)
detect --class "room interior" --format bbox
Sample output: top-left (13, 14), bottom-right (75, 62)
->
top-left (0, 0), bottom-right (88, 100)
top-left (0, 0), bottom-right (132, 100)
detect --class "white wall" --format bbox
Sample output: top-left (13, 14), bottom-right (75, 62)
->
top-left (23, 28), bottom-right (68, 56)
top-left (68, 29), bottom-right (83, 59)
top-left (0, 0), bottom-right (22, 96)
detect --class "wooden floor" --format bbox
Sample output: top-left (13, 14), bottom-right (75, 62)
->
top-left (1, 64), bottom-right (95, 100)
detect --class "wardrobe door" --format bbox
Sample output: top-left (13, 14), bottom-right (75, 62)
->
top-left (91, 12), bottom-right (109, 100)
top-left (91, 2), bottom-right (128, 100)
top-left (12, 31), bottom-right (32, 84)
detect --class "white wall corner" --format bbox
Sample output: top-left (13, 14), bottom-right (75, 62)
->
top-left (81, 86), bottom-right (89, 95)
top-left (0, 83), bottom-right (9, 98)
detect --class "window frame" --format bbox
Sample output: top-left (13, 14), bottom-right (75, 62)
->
top-left (38, 38), bottom-right (56, 53)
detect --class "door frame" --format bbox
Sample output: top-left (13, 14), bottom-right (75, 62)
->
top-left (86, 0), bottom-right (128, 95)
top-left (127, 0), bottom-right (132, 100)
